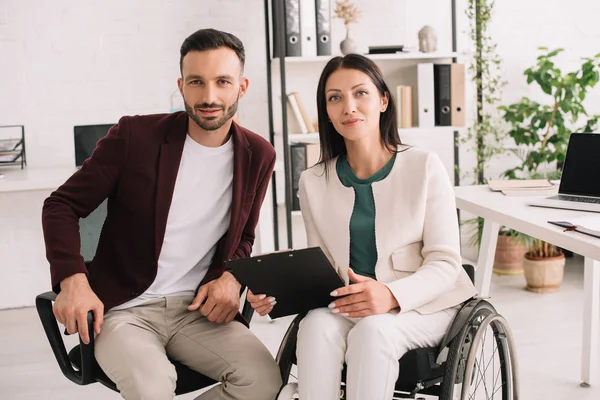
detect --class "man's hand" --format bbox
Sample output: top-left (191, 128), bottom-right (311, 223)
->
top-left (328, 268), bottom-right (399, 318)
top-left (53, 273), bottom-right (104, 344)
top-left (188, 271), bottom-right (242, 324)
top-left (247, 290), bottom-right (276, 317)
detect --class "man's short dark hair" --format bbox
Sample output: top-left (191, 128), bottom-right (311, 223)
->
top-left (180, 29), bottom-right (245, 73)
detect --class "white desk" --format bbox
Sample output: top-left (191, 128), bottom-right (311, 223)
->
top-left (455, 185), bottom-right (600, 386)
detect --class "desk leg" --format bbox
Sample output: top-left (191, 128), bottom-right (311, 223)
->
top-left (474, 219), bottom-right (500, 298)
top-left (582, 257), bottom-right (600, 387)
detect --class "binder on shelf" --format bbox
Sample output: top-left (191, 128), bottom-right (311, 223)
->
top-left (315, 0), bottom-right (332, 56)
top-left (300, 0), bottom-right (317, 57)
top-left (416, 63), bottom-right (435, 128)
top-left (290, 143), bottom-right (319, 210)
top-left (284, 0), bottom-right (301, 57)
top-left (450, 63), bottom-right (466, 127)
top-left (434, 64), bottom-right (452, 126)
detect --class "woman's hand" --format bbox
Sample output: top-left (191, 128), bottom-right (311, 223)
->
top-left (329, 268), bottom-right (399, 318)
top-left (247, 290), bottom-right (277, 316)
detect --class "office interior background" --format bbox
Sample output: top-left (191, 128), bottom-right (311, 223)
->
top-left (1, 0), bottom-right (600, 399)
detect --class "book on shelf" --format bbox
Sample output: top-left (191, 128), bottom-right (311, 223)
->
top-left (395, 85), bottom-right (413, 128)
top-left (287, 92), bottom-right (315, 133)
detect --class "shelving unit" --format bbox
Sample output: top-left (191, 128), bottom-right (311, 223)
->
top-left (0, 125), bottom-right (27, 170)
top-left (264, 0), bottom-right (462, 249)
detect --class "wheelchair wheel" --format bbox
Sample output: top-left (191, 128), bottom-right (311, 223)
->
top-left (276, 382), bottom-right (299, 400)
top-left (441, 300), bottom-right (519, 400)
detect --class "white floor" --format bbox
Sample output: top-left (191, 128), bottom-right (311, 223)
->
top-left (1, 254), bottom-right (600, 399)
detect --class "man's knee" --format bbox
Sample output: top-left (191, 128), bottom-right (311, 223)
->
top-left (114, 365), bottom-right (176, 400)
top-left (229, 356), bottom-right (282, 400)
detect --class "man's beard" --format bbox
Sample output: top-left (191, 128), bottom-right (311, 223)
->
top-left (184, 94), bottom-right (239, 131)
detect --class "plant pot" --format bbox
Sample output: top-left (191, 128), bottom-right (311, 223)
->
top-left (493, 234), bottom-right (526, 275)
top-left (523, 252), bottom-right (565, 293)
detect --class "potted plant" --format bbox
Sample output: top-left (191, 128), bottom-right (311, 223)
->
top-left (466, 219), bottom-right (528, 276)
top-left (500, 47), bottom-right (600, 179)
top-left (523, 239), bottom-right (565, 293)
top-left (462, 1), bottom-right (515, 265)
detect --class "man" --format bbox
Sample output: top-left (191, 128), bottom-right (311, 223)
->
top-left (42, 29), bottom-right (282, 400)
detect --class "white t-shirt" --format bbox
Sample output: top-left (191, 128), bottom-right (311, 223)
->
top-left (113, 134), bottom-right (234, 310)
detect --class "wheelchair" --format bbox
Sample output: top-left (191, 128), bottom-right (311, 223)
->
top-left (275, 265), bottom-right (519, 400)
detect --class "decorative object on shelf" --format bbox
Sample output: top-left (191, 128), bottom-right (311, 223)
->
top-left (417, 25), bottom-right (438, 53)
top-left (334, 0), bottom-right (361, 55)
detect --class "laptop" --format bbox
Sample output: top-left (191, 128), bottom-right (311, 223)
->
top-left (529, 133), bottom-right (600, 213)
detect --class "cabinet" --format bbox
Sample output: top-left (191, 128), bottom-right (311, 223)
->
top-left (263, 0), bottom-right (464, 249)
top-left (0, 125), bottom-right (27, 170)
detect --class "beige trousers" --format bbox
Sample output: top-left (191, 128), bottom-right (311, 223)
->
top-left (95, 295), bottom-right (282, 400)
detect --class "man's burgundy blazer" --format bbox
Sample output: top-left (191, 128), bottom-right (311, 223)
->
top-left (42, 112), bottom-right (276, 312)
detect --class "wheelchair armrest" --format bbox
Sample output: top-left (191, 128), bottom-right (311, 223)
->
top-left (35, 291), bottom-right (97, 386)
top-left (241, 299), bottom-right (255, 323)
top-left (462, 264), bottom-right (475, 284)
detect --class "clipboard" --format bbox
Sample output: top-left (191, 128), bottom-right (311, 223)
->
top-left (225, 247), bottom-right (344, 319)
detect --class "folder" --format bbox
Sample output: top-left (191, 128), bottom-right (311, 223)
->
top-left (290, 143), bottom-right (306, 210)
top-left (300, 0), bottom-right (317, 57)
top-left (315, 0), bottom-right (332, 56)
top-left (434, 64), bottom-right (452, 126)
top-left (284, 0), bottom-right (301, 57)
top-left (450, 64), bottom-right (466, 126)
top-left (290, 143), bottom-right (320, 210)
top-left (416, 63), bottom-right (435, 128)
top-left (226, 247), bottom-right (344, 319)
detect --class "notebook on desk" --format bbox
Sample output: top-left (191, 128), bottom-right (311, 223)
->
top-left (225, 247), bottom-right (344, 319)
top-left (529, 133), bottom-right (600, 213)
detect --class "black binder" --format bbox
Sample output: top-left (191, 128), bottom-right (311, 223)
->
top-left (284, 0), bottom-right (301, 56)
top-left (315, 0), bottom-right (331, 56)
top-left (434, 64), bottom-right (452, 126)
top-left (226, 247), bottom-right (344, 319)
top-left (290, 143), bottom-right (307, 211)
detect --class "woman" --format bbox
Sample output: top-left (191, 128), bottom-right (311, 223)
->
top-left (249, 54), bottom-right (477, 400)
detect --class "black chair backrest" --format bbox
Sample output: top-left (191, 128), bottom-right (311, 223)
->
top-left (79, 200), bottom-right (108, 265)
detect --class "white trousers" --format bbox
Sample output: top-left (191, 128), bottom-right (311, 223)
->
top-left (296, 306), bottom-right (458, 400)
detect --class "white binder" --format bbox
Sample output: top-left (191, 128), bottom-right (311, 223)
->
top-left (417, 63), bottom-right (435, 128)
top-left (300, 0), bottom-right (317, 57)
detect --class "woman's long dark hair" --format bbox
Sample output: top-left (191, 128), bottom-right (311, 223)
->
top-left (315, 54), bottom-right (402, 170)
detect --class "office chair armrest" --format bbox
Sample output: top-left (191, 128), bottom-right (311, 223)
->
top-left (35, 291), bottom-right (97, 385)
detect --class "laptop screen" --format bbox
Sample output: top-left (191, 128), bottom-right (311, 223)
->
top-left (559, 133), bottom-right (600, 197)
top-left (73, 124), bottom-right (114, 167)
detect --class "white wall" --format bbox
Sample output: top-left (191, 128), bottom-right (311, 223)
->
top-left (0, 0), bottom-right (270, 168)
